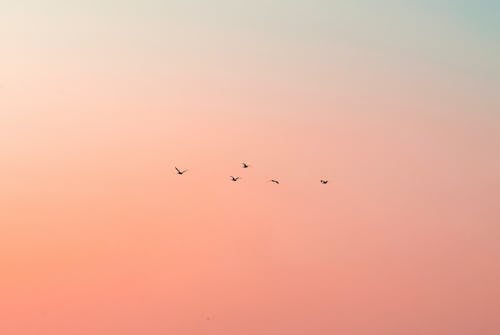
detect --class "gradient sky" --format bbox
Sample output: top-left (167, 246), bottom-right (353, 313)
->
top-left (1, 1), bottom-right (499, 334)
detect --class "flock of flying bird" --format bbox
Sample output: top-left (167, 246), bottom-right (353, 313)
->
top-left (174, 163), bottom-right (329, 185)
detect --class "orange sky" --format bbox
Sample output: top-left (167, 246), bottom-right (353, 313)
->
top-left (1, 1), bottom-right (499, 334)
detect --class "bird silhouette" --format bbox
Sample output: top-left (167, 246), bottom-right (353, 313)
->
top-left (175, 167), bottom-right (188, 175)
top-left (242, 162), bottom-right (250, 168)
top-left (320, 180), bottom-right (328, 184)
top-left (269, 179), bottom-right (280, 184)
top-left (230, 176), bottom-right (240, 181)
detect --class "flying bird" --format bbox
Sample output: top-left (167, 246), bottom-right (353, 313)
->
top-left (175, 167), bottom-right (188, 175)
top-left (242, 162), bottom-right (250, 168)
top-left (269, 179), bottom-right (280, 184)
top-left (230, 176), bottom-right (240, 182)
top-left (320, 180), bottom-right (328, 184)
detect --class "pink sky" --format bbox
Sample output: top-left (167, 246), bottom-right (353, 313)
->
top-left (1, 1), bottom-right (499, 334)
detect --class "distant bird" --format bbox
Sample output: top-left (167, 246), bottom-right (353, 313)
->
top-left (242, 162), bottom-right (250, 168)
top-left (230, 176), bottom-right (240, 182)
top-left (269, 179), bottom-right (280, 184)
top-left (320, 179), bottom-right (328, 184)
top-left (175, 167), bottom-right (188, 175)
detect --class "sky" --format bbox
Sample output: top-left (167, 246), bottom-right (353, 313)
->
top-left (1, 1), bottom-right (499, 334)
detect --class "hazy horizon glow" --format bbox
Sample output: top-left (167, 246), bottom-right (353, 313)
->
top-left (1, 1), bottom-right (499, 334)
